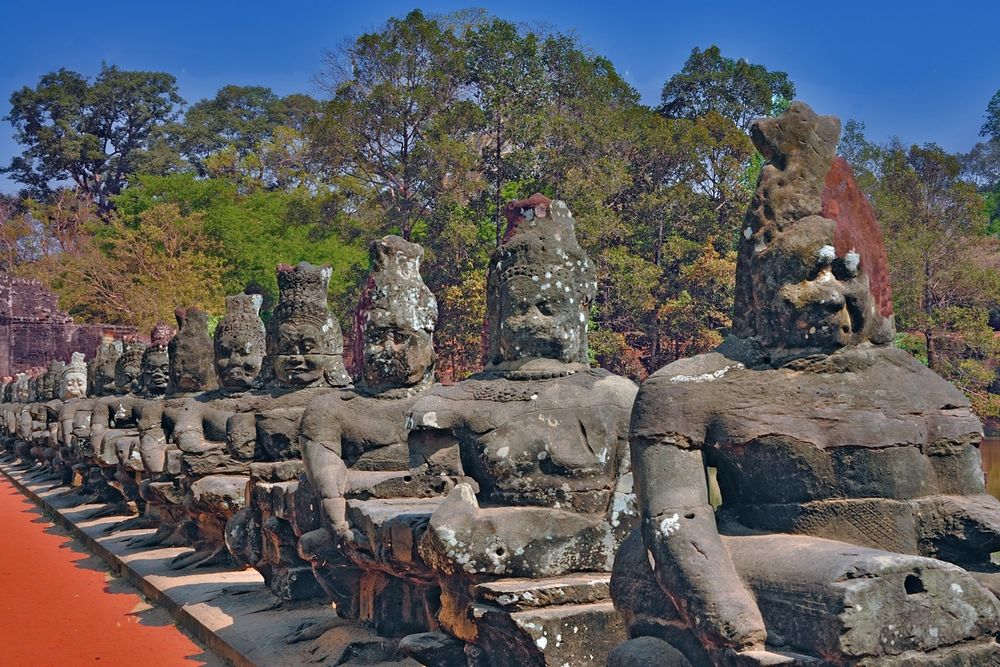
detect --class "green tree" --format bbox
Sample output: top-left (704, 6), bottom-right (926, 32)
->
top-left (22, 202), bottom-right (225, 329)
top-left (980, 89), bottom-right (1000, 142)
top-left (465, 18), bottom-right (544, 245)
top-left (659, 46), bottom-right (795, 131)
top-left (317, 9), bottom-right (479, 240)
top-left (3, 65), bottom-right (183, 212)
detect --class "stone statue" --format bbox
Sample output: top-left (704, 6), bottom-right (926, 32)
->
top-left (214, 293), bottom-right (267, 391)
top-left (298, 235), bottom-right (438, 613)
top-left (223, 262), bottom-right (352, 597)
top-left (387, 195), bottom-right (639, 664)
top-left (88, 337), bottom-right (122, 398)
top-left (613, 101), bottom-right (1000, 665)
top-left (85, 324), bottom-right (171, 516)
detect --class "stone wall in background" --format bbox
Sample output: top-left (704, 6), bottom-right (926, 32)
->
top-left (0, 275), bottom-right (136, 376)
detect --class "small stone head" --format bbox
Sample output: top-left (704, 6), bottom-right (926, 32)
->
top-left (115, 338), bottom-right (148, 394)
top-left (0, 377), bottom-right (11, 403)
top-left (59, 352), bottom-right (88, 400)
top-left (266, 262), bottom-right (349, 388)
top-left (486, 194), bottom-right (596, 366)
top-left (168, 308), bottom-right (218, 394)
top-left (354, 236), bottom-right (437, 390)
top-left (141, 322), bottom-right (173, 397)
top-left (89, 337), bottom-right (122, 397)
top-left (735, 101), bottom-right (895, 356)
top-left (214, 294), bottom-right (266, 390)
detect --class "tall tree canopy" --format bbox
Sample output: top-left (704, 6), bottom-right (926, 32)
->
top-left (3, 65), bottom-right (183, 212)
top-left (659, 45), bottom-right (795, 131)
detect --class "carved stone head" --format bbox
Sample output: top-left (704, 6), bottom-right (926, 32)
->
top-left (266, 262), bottom-right (350, 388)
top-left (214, 294), bottom-right (266, 390)
top-left (353, 236), bottom-right (437, 391)
top-left (734, 101), bottom-right (895, 358)
top-left (141, 322), bottom-right (173, 397)
top-left (0, 377), bottom-right (11, 403)
top-left (59, 352), bottom-right (88, 399)
top-left (168, 308), bottom-right (218, 394)
top-left (485, 194), bottom-right (596, 367)
top-left (88, 337), bottom-right (122, 397)
top-left (115, 338), bottom-right (148, 394)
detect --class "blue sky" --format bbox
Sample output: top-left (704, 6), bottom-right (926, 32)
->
top-left (1, 0), bottom-right (997, 194)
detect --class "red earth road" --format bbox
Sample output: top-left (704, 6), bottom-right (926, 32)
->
top-left (0, 475), bottom-right (213, 666)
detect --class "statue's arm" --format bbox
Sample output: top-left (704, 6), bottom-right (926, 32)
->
top-left (632, 428), bottom-right (767, 652)
top-left (300, 401), bottom-right (351, 538)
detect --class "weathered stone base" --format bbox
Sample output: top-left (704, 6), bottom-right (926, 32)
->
top-left (613, 530), bottom-right (1000, 666)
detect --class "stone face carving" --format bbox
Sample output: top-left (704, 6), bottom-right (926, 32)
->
top-left (267, 262), bottom-right (350, 389)
top-left (394, 197), bottom-right (638, 663)
top-left (733, 101), bottom-right (895, 361)
top-left (59, 352), bottom-right (88, 400)
top-left (614, 102), bottom-right (1000, 665)
top-left (115, 338), bottom-right (148, 396)
top-left (141, 322), bottom-right (173, 399)
top-left (215, 294), bottom-right (267, 391)
top-left (485, 193), bottom-right (595, 373)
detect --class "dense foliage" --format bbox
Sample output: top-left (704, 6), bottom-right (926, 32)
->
top-left (2, 9), bottom-right (998, 426)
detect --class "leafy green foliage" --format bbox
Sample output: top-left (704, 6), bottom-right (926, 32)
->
top-left (3, 65), bottom-right (183, 211)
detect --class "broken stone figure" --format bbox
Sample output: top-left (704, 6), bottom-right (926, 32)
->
top-left (225, 262), bottom-right (351, 599)
top-left (143, 295), bottom-right (267, 566)
top-left (394, 195), bottom-right (639, 665)
top-left (297, 235), bottom-right (438, 625)
top-left (612, 101), bottom-right (1000, 666)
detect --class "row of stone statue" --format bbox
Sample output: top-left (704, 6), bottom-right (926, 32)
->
top-left (4, 102), bottom-right (1000, 666)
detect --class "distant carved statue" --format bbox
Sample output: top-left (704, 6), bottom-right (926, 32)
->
top-left (88, 337), bottom-right (122, 398)
top-left (612, 101), bottom-right (1000, 666)
top-left (137, 296), bottom-right (268, 565)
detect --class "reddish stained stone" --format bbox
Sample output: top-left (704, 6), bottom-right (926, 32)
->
top-left (822, 157), bottom-right (894, 318)
top-left (502, 193), bottom-right (551, 242)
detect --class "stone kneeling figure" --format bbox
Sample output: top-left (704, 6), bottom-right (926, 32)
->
top-left (612, 101), bottom-right (1000, 666)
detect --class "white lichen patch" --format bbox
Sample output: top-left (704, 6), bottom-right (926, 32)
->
top-left (669, 363), bottom-right (744, 383)
top-left (659, 513), bottom-right (681, 536)
top-left (844, 249), bottom-right (861, 273)
top-left (743, 227), bottom-right (753, 240)
top-left (818, 244), bottom-right (836, 262)
top-left (422, 411), bottom-right (439, 428)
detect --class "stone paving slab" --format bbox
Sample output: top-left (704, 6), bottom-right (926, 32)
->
top-left (0, 460), bottom-right (418, 667)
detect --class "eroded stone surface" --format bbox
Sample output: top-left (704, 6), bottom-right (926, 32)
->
top-left (617, 101), bottom-right (1000, 666)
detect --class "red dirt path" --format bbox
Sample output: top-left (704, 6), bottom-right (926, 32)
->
top-left (0, 475), bottom-right (211, 666)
